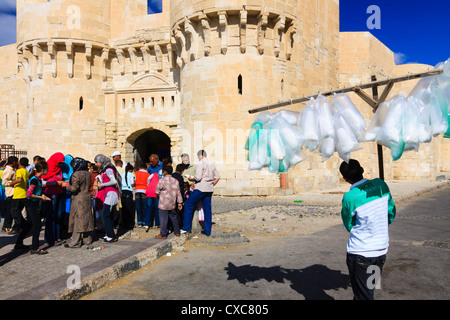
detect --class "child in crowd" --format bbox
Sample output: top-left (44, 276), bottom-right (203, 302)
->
top-left (9, 157), bottom-right (30, 236)
top-left (121, 162), bottom-right (136, 231)
top-left (23, 161), bottom-right (52, 254)
top-left (134, 162), bottom-right (150, 228)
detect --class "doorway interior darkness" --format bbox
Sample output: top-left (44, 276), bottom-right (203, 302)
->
top-left (133, 130), bottom-right (171, 166)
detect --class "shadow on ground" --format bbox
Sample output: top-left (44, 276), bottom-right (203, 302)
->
top-left (225, 262), bottom-right (349, 300)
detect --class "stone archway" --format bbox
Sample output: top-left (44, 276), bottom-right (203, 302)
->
top-left (127, 129), bottom-right (171, 167)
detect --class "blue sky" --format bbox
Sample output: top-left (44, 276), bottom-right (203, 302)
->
top-left (0, 0), bottom-right (448, 66)
top-left (340, 0), bottom-right (450, 66)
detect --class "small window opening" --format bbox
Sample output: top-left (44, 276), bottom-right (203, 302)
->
top-left (122, 98), bottom-right (126, 109)
top-left (79, 96), bottom-right (84, 111)
top-left (141, 97), bottom-right (145, 108)
top-left (238, 74), bottom-right (243, 95)
top-left (171, 96), bottom-right (175, 107)
top-left (151, 97), bottom-right (155, 107)
top-left (147, 0), bottom-right (163, 14)
top-left (161, 96), bottom-right (165, 107)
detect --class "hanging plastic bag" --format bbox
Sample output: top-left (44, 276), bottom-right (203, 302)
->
top-left (333, 109), bottom-right (362, 163)
top-left (443, 57), bottom-right (450, 78)
top-left (320, 137), bottom-right (336, 161)
top-left (277, 109), bottom-right (300, 126)
top-left (248, 128), bottom-right (270, 170)
top-left (267, 125), bottom-right (285, 161)
top-left (316, 95), bottom-right (335, 140)
top-left (332, 93), bottom-right (366, 142)
top-left (272, 114), bottom-right (305, 151)
top-left (365, 100), bottom-right (390, 142)
top-left (402, 97), bottom-right (421, 150)
top-left (298, 99), bottom-right (320, 152)
top-left (411, 96), bottom-right (432, 144)
top-left (246, 122), bottom-right (264, 170)
top-left (408, 76), bottom-right (435, 103)
top-left (378, 95), bottom-right (405, 146)
top-left (253, 111), bottom-right (274, 125)
top-left (428, 85), bottom-right (449, 136)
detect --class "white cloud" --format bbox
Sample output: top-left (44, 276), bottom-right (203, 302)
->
top-left (394, 52), bottom-right (407, 65)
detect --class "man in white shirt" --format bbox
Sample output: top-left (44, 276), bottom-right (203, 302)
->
top-left (340, 159), bottom-right (396, 300)
top-left (180, 150), bottom-right (220, 236)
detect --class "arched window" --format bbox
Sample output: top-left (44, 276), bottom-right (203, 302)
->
top-left (79, 96), bottom-right (84, 111)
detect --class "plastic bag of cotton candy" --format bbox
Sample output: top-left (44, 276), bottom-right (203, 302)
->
top-left (267, 112), bottom-right (306, 172)
top-left (408, 75), bottom-right (448, 137)
top-left (246, 109), bottom-right (307, 172)
top-left (366, 95), bottom-right (418, 161)
top-left (330, 94), bottom-right (365, 163)
top-left (316, 95), bottom-right (336, 161)
top-left (435, 58), bottom-right (450, 137)
top-left (245, 122), bottom-right (270, 170)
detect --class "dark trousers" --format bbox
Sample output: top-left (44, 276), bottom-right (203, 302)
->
top-left (120, 190), bottom-right (135, 229)
top-left (43, 193), bottom-right (65, 245)
top-left (159, 209), bottom-right (180, 237)
top-left (101, 204), bottom-right (115, 239)
top-left (20, 200), bottom-right (42, 250)
top-left (2, 196), bottom-right (14, 229)
top-left (346, 253), bottom-right (386, 300)
top-left (11, 198), bottom-right (27, 232)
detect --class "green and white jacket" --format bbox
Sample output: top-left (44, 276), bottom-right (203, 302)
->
top-left (341, 178), bottom-right (396, 257)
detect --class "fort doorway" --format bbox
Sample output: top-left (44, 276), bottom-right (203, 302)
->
top-left (133, 130), bottom-right (171, 167)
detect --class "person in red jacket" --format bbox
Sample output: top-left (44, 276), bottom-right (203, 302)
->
top-left (134, 162), bottom-right (150, 228)
top-left (42, 152), bottom-right (66, 246)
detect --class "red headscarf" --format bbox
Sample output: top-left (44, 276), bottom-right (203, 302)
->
top-left (42, 152), bottom-right (65, 180)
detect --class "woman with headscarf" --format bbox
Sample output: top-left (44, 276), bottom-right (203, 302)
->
top-left (94, 154), bottom-right (120, 242)
top-left (59, 154), bottom-right (74, 241)
top-left (63, 157), bottom-right (94, 248)
top-left (42, 152), bottom-right (66, 246)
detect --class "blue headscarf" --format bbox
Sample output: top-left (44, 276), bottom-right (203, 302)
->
top-left (62, 155), bottom-right (74, 181)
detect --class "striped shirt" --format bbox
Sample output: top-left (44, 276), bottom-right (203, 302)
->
top-left (341, 178), bottom-right (396, 257)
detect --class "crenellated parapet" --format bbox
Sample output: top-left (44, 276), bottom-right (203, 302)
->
top-left (16, 37), bottom-right (174, 82)
top-left (169, 6), bottom-right (298, 68)
top-left (17, 39), bottom-right (110, 82)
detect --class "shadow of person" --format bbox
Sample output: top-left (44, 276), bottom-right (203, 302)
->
top-left (225, 262), bottom-right (349, 300)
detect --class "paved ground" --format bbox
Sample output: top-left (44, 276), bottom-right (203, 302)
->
top-left (0, 174), bottom-right (449, 300)
top-left (84, 182), bottom-right (450, 301)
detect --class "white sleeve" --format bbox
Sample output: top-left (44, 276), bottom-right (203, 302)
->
top-left (101, 168), bottom-right (117, 187)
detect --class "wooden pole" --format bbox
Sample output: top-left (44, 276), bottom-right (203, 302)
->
top-left (248, 69), bottom-right (443, 114)
top-left (371, 75), bottom-right (385, 181)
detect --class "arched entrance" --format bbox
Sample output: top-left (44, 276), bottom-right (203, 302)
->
top-left (131, 130), bottom-right (171, 166)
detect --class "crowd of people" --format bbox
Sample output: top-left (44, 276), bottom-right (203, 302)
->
top-left (0, 149), bottom-right (220, 255)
